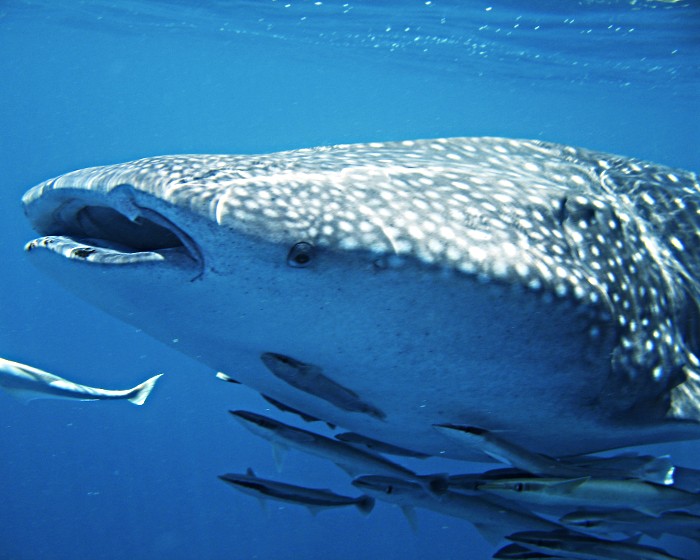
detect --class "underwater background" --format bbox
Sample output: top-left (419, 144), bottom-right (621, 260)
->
top-left (0, 1), bottom-right (698, 558)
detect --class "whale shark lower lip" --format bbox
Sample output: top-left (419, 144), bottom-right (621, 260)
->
top-left (20, 136), bottom-right (700, 459)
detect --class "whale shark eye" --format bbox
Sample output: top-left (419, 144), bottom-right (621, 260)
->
top-left (287, 242), bottom-right (315, 268)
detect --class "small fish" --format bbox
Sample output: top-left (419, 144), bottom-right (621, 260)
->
top-left (561, 452), bottom-right (675, 486)
top-left (215, 372), bottom-right (241, 384)
top-left (230, 410), bottom-right (416, 479)
top-left (479, 477), bottom-right (700, 517)
top-left (434, 424), bottom-right (565, 473)
top-left (0, 356), bottom-right (162, 405)
top-left (215, 372), bottom-right (335, 427)
top-left (351, 475), bottom-right (562, 545)
top-left (335, 432), bottom-right (430, 459)
top-left (561, 509), bottom-right (700, 540)
top-left (219, 469), bottom-right (374, 515)
top-left (508, 529), bottom-right (684, 560)
top-left (434, 424), bottom-right (674, 485)
top-left (260, 352), bottom-right (385, 419)
top-left (261, 394), bottom-right (332, 427)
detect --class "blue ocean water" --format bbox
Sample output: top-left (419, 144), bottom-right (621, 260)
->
top-left (0, 1), bottom-right (698, 559)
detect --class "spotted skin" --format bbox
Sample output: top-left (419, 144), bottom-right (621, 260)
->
top-left (21, 137), bottom-right (700, 456)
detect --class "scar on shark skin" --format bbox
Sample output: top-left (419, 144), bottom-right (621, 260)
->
top-left (260, 352), bottom-right (386, 420)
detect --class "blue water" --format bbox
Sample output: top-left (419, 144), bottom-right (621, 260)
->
top-left (0, 1), bottom-right (698, 559)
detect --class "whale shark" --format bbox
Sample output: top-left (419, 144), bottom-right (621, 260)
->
top-left (20, 137), bottom-right (700, 459)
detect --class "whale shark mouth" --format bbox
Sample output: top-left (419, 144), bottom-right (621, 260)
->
top-left (24, 193), bottom-right (203, 271)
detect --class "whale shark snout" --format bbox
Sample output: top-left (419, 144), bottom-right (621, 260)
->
top-left (20, 137), bottom-right (700, 458)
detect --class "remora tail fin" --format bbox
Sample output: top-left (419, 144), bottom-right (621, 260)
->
top-left (127, 374), bottom-right (163, 405)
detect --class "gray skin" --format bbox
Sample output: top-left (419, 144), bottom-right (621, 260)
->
top-left (21, 137), bottom-right (700, 459)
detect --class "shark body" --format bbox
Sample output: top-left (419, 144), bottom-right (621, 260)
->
top-left (21, 137), bottom-right (700, 459)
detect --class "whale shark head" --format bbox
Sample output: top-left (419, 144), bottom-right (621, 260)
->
top-left (21, 137), bottom-right (700, 458)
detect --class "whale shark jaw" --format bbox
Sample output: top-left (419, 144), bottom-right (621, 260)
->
top-left (21, 137), bottom-right (700, 459)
